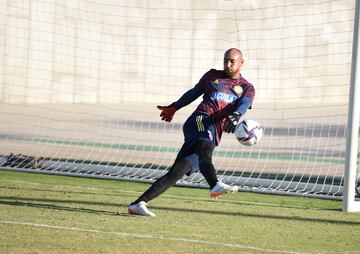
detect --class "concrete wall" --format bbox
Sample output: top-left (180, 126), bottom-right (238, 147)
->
top-left (0, 0), bottom-right (355, 104)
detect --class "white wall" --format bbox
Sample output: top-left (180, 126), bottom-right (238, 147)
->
top-left (0, 0), bottom-right (355, 104)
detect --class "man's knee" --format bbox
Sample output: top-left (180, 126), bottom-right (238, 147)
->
top-left (193, 140), bottom-right (214, 160)
top-left (168, 159), bottom-right (192, 178)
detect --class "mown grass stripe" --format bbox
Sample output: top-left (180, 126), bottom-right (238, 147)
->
top-left (0, 220), bottom-right (309, 254)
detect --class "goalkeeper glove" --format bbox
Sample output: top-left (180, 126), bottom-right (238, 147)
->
top-left (157, 104), bottom-right (177, 122)
top-left (224, 112), bottom-right (241, 133)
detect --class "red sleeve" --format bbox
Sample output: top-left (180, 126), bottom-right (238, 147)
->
top-left (242, 83), bottom-right (255, 103)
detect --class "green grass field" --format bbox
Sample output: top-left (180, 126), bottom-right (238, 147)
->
top-left (0, 170), bottom-right (359, 254)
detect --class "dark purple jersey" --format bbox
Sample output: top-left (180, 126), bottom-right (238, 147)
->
top-left (194, 69), bottom-right (255, 144)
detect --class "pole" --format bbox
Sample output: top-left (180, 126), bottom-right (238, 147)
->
top-left (343, 0), bottom-right (360, 212)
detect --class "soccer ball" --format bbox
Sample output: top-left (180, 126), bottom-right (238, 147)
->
top-left (234, 119), bottom-right (263, 146)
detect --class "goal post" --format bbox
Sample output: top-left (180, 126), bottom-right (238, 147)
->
top-left (0, 0), bottom-right (358, 208)
top-left (343, 0), bottom-right (360, 212)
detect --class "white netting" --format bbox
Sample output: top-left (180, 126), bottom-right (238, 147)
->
top-left (0, 0), bottom-right (357, 199)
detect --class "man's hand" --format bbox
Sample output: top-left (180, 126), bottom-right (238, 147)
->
top-left (224, 112), bottom-right (241, 133)
top-left (157, 104), bottom-right (177, 122)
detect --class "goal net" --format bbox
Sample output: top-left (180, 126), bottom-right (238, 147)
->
top-left (0, 0), bottom-right (358, 201)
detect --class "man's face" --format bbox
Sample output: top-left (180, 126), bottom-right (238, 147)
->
top-left (223, 50), bottom-right (244, 78)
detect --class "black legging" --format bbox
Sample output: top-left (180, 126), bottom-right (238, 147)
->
top-left (131, 139), bottom-right (218, 204)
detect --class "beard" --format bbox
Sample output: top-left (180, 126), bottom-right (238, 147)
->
top-left (224, 68), bottom-right (234, 76)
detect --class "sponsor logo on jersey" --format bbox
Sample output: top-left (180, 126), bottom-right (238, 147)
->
top-left (212, 79), bottom-right (219, 85)
top-left (234, 85), bottom-right (243, 95)
top-left (210, 92), bottom-right (237, 104)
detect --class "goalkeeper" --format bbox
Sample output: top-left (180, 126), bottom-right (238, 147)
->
top-left (128, 48), bottom-right (255, 216)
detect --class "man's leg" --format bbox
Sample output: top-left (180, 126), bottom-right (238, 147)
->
top-left (129, 159), bottom-right (191, 208)
top-left (193, 139), bottom-right (239, 197)
top-left (193, 139), bottom-right (218, 189)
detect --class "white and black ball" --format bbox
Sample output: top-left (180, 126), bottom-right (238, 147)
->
top-left (234, 119), bottom-right (263, 146)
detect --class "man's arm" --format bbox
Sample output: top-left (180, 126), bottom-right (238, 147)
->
top-left (234, 96), bottom-right (252, 116)
top-left (223, 97), bottom-right (252, 133)
top-left (172, 86), bottom-right (203, 110)
top-left (158, 86), bottom-right (203, 122)
top-left (222, 83), bottom-right (255, 133)
top-left (209, 96), bottom-right (252, 123)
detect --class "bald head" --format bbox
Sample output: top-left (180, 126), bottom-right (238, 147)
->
top-left (225, 48), bottom-right (243, 58)
top-left (223, 48), bottom-right (244, 78)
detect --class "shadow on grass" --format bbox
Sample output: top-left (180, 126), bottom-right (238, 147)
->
top-left (0, 185), bottom-right (136, 199)
top-left (153, 205), bottom-right (360, 225)
top-left (0, 196), bottom-right (359, 225)
top-left (0, 185), bottom-right (340, 212)
top-left (0, 196), bottom-right (129, 216)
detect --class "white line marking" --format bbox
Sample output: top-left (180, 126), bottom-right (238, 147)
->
top-left (0, 220), bottom-right (309, 254)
